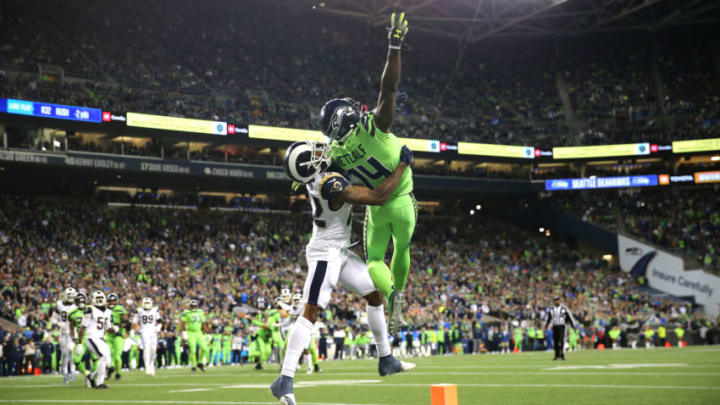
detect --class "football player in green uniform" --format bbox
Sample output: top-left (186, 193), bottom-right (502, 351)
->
top-left (106, 293), bottom-right (129, 380)
top-left (69, 292), bottom-right (98, 380)
top-left (180, 299), bottom-right (209, 372)
top-left (320, 12), bottom-right (412, 335)
top-left (222, 324), bottom-right (233, 365)
top-left (250, 310), bottom-right (272, 370)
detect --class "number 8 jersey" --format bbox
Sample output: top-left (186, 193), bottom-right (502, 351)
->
top-left (306, 172), bottom-right (353, 250)
top-left (81, 306), bottom-right (112, 339)
top-left (330, 112), bottom-right (413, 198)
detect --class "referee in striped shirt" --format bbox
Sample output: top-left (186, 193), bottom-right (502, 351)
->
top-left (545, 297), bottom-right (576, 361)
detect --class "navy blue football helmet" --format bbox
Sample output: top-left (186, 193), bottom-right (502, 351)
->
top-left (318, 98), bottom-right (362, 144)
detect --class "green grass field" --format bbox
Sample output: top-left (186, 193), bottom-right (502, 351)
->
top-left (1, 347), bottom-right (719, 405)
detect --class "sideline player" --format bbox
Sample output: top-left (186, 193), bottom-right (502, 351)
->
top-left (133, 297), bottom-right (163, 375)
top-left (79, 291), bottom-right (112, 389)
top-left (270, 140), bottom-right (415, 405)
top-left (180, 299), bottom-right (209, 372)
top-left (52, 287), bottom-right (77, 384)
top-left (319, 12), bottom-right (413, 334)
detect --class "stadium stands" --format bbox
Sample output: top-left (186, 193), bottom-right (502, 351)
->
top-left (1, 0), bottom-right (719, 145)
top-left (1, 195), bottom-right (716, 375)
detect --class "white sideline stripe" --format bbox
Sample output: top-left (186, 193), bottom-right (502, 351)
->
top-left (347, 383), bottom-right (720, 390)
top-left (169, 388), bottom-right (214, 393)
top-left (0, 401), bottom-right (392, 405)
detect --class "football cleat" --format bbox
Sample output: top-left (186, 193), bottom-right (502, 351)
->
top-left (115, 373), bottom-right (122, 380)
top-left (94, 384), bottom-right (109, 389)
top-left (198, 363), bottom-right (206, 372)
top-left (270, 375), bottom-right (296, 405)
top-left (63, 374), bottom-right (68, 385)
top-left (314, 364), bottom-right (321, 373)
top-left (378, 355), bottom-right (415, 377)
top-left (387, 288), bottom-right (404, 336)
top-left (85, 374), bottom-right (96, 388)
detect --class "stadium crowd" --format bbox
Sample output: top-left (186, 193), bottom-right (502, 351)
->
top-left (550, 188), bottom-right (720, 273)
top-left (1, 0), bottom-right (719, 146)
top-left (1, 195), bottom-right (718, 376)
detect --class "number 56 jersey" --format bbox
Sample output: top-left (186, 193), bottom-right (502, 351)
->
top-left (306, 172), bottom-right (353, 255)
top-left (82, 306), bottom-right (112, 340)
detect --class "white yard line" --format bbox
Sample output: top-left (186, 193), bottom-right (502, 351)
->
top-left (0, 400), bottom-right (393, 405)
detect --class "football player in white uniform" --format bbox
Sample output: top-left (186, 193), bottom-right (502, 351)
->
top-left (79, 291), bottom-right (112, 389)
top-left (52, 287), bottom-right (77, 384)
top-left (270, 141), bottom-right (415, 405)
top-left (133, 297), bottom-right (163, 375)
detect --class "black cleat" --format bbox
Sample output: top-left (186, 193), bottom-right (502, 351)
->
top-left (106, 367), bottom-right (115, 380)
top-left (85, 374), bottom-right (96, 388)
top-left (269, 375), bottom-right (296, 405)
top-left (255, 362), bottom-right (263, 370)
top-left (191, 367), bottom-right (197, 372)
top-left (314, 364), bottom-right (321, 373)
top-left (378, 354), bottom-right (415, 377)
top-left (94, 384), bottom-right (109, 389)
top-left (198, 363), bottom-right (206, 372)
top-left (115, 373), bottom-right (122, 380)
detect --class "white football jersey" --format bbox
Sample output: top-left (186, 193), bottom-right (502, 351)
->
top-left (54, 301), bottom-right (76, 335)
top-left (82, 306), bottom-right (112, 340)
top-left (306, 172), bottom-right (352, 247)
top-left (135, 308), bottom-right (161, 333)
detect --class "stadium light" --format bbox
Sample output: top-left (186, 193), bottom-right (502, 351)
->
top-left (603, 254), bottom-right (613, 261)
top-left (476, 204), bottom-right (482, 210)
top-left (545, 229), bottom-right (551, 237)
top-left (470, 210), bottom-right (475, 215)
top-left (539, 227), bottom-right (544, 232)
top-left (711, 156), bottom-right (720, 161)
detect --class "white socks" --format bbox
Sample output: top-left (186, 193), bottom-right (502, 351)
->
top-left (366, 304), bottom-right (391, 358)
top-left (281, 316), bottom-right (313, 379)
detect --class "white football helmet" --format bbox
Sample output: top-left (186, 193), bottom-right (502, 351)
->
top-left (292, 294), bottom-right (302, 307)
top-left (142, 297), bottom-right (153, 310)
top-left (283, 141), bottom-right (332, 184)
top-left (281, 289), bottom-right (292, 304)
top-left (92, 291), bottom-right (106, 307)
top-left (63, 287), bottom-right (77, 304)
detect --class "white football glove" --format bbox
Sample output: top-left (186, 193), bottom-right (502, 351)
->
top-left (182, 331), bottom-right (188, 340)
top-left (75, 344), bottom-right (84, 357)
top-left (67, 340), bottom-right (75, 351)
top-left (111, 325), bottom-right (120, 333)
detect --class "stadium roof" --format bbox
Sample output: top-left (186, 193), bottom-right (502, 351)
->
top-left (278, 0), bottom-right (720, 41)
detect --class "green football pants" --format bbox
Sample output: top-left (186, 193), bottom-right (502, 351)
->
top-left (106, 334), bottom-right (124, 372)
top-left (187, 332), bottom-right (209, 367)
top-left (364, 193), bottom-right (417, 295)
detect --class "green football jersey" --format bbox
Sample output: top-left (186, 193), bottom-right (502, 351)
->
top-left (330, 112), bottom-right (413, 198)
top-left (182, 309), bottom-right (205, 333)
top-left (110, 305), bottom-right (127, 334)
top-left (68, 307), bottom-right (84, 335)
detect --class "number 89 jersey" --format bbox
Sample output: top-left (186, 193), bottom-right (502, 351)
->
top-left (306, 172), bottom-right (352, 248)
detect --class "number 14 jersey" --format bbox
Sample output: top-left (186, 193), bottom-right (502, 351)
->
top-left (330, 112), bottom-right (413, 198)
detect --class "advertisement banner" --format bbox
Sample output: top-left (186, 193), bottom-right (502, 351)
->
top-left (545, 175), bottom-right (658, 191)
top-left (127, 112), bottom-right (227, 135)
top-left (694, 171), bottom-right (720, 184)
top-left (553, 143), bottom-right (649, 159)
top-left (249, 124), bottom-right (442, 153)
top-left (673, 137), bottom-right (720, 154)
top-left (457, 142), bottom-right (535, 159)
top-left (3, 98), bottom-right (102, 123)
top-left (618, 234), bottom-right (719, 318)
